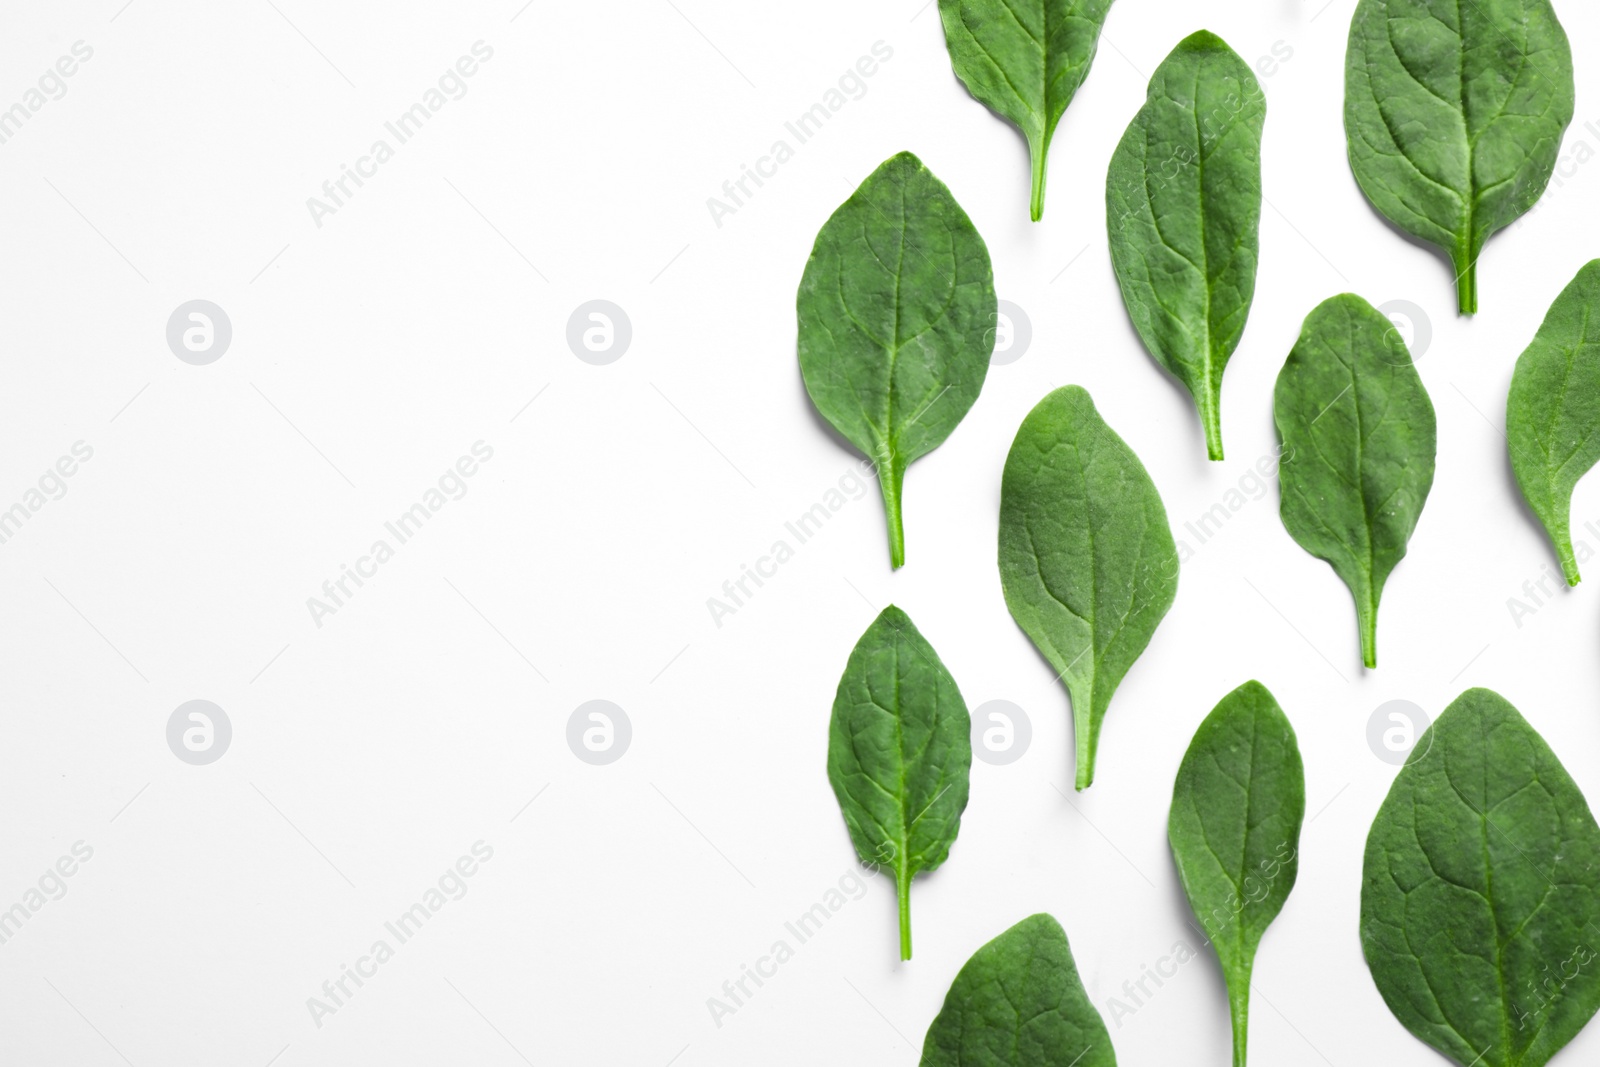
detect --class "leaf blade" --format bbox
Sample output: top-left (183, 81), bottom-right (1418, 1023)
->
top-left (1507, 259), bottom-right (1600, 585)
top-left (1168, 680), bottom-right (1305, 1067)
top-left (919, 913), bottom-right (1118, 1066)
top-left (936, 0), bottom-right (1116, 220)
top-left (1273, 293), bottom-right (1437, 668)
top-left (998, 386), bottom-right (1178, 788)
top-left (1361, 688), bottom-right (1600, 1067)
top-left (798, 151), bottom-right (997, 568)
top-left (827, 605), bottom-right (972, 960)
top-left (1107, 30), bottom-right (1264, 461)
top-left (1343, 0), bottom-right (1574, 314)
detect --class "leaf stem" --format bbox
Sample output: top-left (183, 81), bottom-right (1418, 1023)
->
top-left (876, 452), bottom-right (907, 569)
top-left (1359, 590), bottom-right (1378, 670)
top-left (1029, 137), bottom-right (1048, 222)
top-left (1204, 408), bottom-right (1225, 462)
top-left (1555, 521), bottom-right (1581, 585)
top-left (1229, 974), bottom-right (1251, 1067)
top-left (1073, 702), bottom-right (1095, 791)
top-left (1455, 255), bottom-right (1478, 316)
top-left (897, 864), bottom-right (913, 960)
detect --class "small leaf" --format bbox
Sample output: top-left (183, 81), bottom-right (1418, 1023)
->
top-left (1273, 294), bottom-right (1436, 669)
top-left (1344, 0), bottom-right (1575, 314)
top-left (1507, 259), bottom-right (1600, 586)
top-left (920, 913), bottom-right (1117, 1066)
top-left (999, 386), bottom-right (1178, 789)
top-left (1107, 30), bottom-right (1264, 461)
top-left (1361, 688), bottom-right (1600, 1067)
top-left (827, 606), bottom-right (972, 960)
top-left (936, 0), bottom-right (1116, 220)
top-left (798, 151), bottom-right (997, 569)
top-left (1168, 681), bottom-right (1304, 1067)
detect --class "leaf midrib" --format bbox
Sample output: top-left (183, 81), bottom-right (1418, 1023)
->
top-left (886, 173), bottom-right (907, 454)
top-left (1232, 712), bottom-right (1263, 967)
top-left (1471, 714), bottom-right (1516, 1065)
top-left (1347, 341), bottom-right (1380, 622)
top-left (1304, 330), bottom-right (1381, 605)
top-left (1189, 66), bottom-right (1217, 422)
top-left (893, 628), bottom-right (911, 883)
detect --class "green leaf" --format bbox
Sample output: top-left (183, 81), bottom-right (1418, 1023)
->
top-left (998, 386), bottom-right (1178, 789)
top-left (798, 151), bottom-right (997, 569)
top-left (1507, 259), bottom-right (1600, 586)
top-left (936, 0), bottom-right (1116, 220)
top-left (920, 913), bottom-right (1117, 1066)
top-left (1168, 681), bottom-right (1304, 1067)
top-left (827, 605), bottom-right (972, 960)
top-left (1343, 0), bottom-right (1574, 314)
top-left (1273, 294), bottom-right (1436, 669)
top-left (1361, 688), bottom-right (1600, 1067)
top-left (1107, 30), bottom-right (1264, 462)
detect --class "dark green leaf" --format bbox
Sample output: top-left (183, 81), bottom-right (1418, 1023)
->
top-left (1273, 294), bottom-right (1436, 669)
top-left (998, 386), bottom-right (1178, 789)
top-left (827, 605), bottom-right (972, 960)
top-left (798, 151), bottom-right (997, 569)
top-left (1361, 688), bottom-right (1600, 1067)
top-left (920, 913), bottom-right (1117, 1066)
top-left (1507, 259), bottom-right (1600, 586)
top-left (937, 0), bottom-right (1116, 220)
top-left (1107, 30), bottom-right (1264, 461)
top-left (1344, 0), bottom-right (1574, 314)
top-left (1168, 680), bottom-right (1304, 1067)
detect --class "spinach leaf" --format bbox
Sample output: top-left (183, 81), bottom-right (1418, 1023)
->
top-left (798, 151), bottom-right (997, 569)
top-left (1107, 30), bottom-right (1264, 462)
top-left (920, 913), bottom-right (1117, 1066)
top-left (1361, 688), bottom-right (1600, 1067)
top-left (1168, 680), bottom-right (1304, 1067)
top-left (1273, 294), bottom-right (1436, 669)
top-left (1507, 259), bottom-right (1600, 586)
top-left (827, 605), bottom-right (972, 960)
top-left (1344, 0), bottom-right (1574, 314)
top-left (936, 0), bottom-right (1116, 220)
top-left (999, 386), bottom-right (1178, 790)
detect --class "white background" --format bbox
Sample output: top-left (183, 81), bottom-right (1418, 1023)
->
top-left (1, 0), bottom-right (1598, 1064)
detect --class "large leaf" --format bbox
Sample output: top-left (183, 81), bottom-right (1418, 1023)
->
top-left (1107, 30), bottom-right (1264, 461)
top-left (827, 605), bottom-right (972, 960)
top-left (1344, 0), bottom-right (1574, 314)
top-left (920, 913), bottom-right (1117, 1066)
top-left (798, 151), bottom-right (996, 569)
top-left (1168, 680), bottom-right (1304, 1067)
top-left (1507, 259), bottom-right (1600, 585)
top-left (1361, 688), bottom-right (1600, 1067)
top-left (999, 385), bottom-right (1178, 790)
top-left (937, 0), bottom-right (1116, 220)
top-left (1273, 294), bottom-right (1436, 669)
